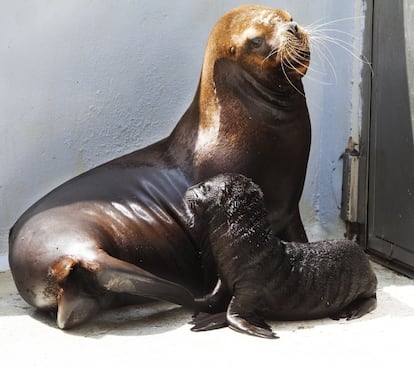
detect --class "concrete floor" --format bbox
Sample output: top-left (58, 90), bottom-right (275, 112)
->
top-left (1, 260), bottom-right (413, 367)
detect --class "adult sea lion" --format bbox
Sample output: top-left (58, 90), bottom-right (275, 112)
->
top-left (9, 5), bottom-right (311, 329)
top-left (184, 174), bottom-right (378, 339)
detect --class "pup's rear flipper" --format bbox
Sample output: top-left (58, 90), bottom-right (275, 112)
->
top-left (227, 296), bottom-right (278, 339)
top-left (331, 294), bottom-right (377, 321)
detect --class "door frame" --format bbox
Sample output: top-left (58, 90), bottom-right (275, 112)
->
top-left (359, 0), bottom-right (414, 277)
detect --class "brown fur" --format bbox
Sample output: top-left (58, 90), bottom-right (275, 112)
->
top-left (9, 5), bottom-right (312, 329)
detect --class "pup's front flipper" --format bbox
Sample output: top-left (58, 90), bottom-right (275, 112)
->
top-left (194, 278), bottom-right (230, 312)
top-left (190, 278), bottom-right (231, 332)
top-left (190, 312), bottom-right (228, 331)
top-left (227, 296), bottom-right (278, 339)
top-left (330, 295), bottom-right (377, 321)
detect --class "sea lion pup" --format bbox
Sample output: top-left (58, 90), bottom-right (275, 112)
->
top-left (9, 5), bottom-right (311, 329)
top-left (184, 174), bottom-right (378, 339)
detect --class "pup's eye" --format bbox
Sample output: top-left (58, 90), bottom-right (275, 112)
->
top-left (200, 184), bottom-right (210, 194)
top-left (250, 37), bottom-right (265, 48)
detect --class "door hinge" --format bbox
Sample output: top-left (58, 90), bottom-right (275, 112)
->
top-left (341, 137), bottom-right (360, 224)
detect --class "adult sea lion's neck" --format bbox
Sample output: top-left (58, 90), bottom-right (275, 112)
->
top-left (213, 58), bottom-right (307, 115)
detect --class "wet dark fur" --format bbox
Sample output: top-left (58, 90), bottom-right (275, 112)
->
top-left (184, 174), bottom-right (377, 338)
top-left (9, 5), bottom-right (312, 329)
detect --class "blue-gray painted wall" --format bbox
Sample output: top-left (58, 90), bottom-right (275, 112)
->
top-left (0, 0), bottom-right (368, 269)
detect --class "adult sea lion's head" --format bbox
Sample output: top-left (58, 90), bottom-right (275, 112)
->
top-left (202, 4), bottom-right (310, 91)
top-left (192, 4), bottom-right (312, 152)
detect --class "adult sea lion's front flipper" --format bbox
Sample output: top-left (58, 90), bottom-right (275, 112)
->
top-left (51, 252), bottom-right (195, 329)
top-left (278, 208), bottom-right (308, 242)
top-left (227, 296), bottom-right (278, 339)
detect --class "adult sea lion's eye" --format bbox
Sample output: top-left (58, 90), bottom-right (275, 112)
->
top-left (250, 37), bottom-right (264, 48)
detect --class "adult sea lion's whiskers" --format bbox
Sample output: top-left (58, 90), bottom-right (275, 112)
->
top-left (305, 16), bottom-right (365, 31)
top-left (285, 46), bottom-right (310, 72)
top-left (307, 39), bottom-right (338, 80)
top-left (303, 16), bottom-right (373, 82)
top-left (280, 58), bottom-right (306, 97)
top-left (261, 47), bottom-right (279, 68)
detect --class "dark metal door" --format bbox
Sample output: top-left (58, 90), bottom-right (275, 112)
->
top-left (367, 0), bottom-right (414, 276)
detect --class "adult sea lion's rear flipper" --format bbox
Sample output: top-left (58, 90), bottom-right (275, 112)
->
top-left (50, 256), bottom-right (101, 329)
top-left (90, 252), bottom-right (195, 308)
top-left (56, 278), bottom-right (101, 329)
top-left (51, 253), bottom-right (195, 329)
top-left (227, 296), bottom-right (278, 339)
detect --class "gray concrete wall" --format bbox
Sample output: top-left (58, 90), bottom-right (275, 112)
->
top-left (0, 0), bottom-right (368, 269)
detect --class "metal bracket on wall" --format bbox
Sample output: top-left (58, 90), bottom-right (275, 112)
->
top-left (341, 137), bottom-right (360, 240)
